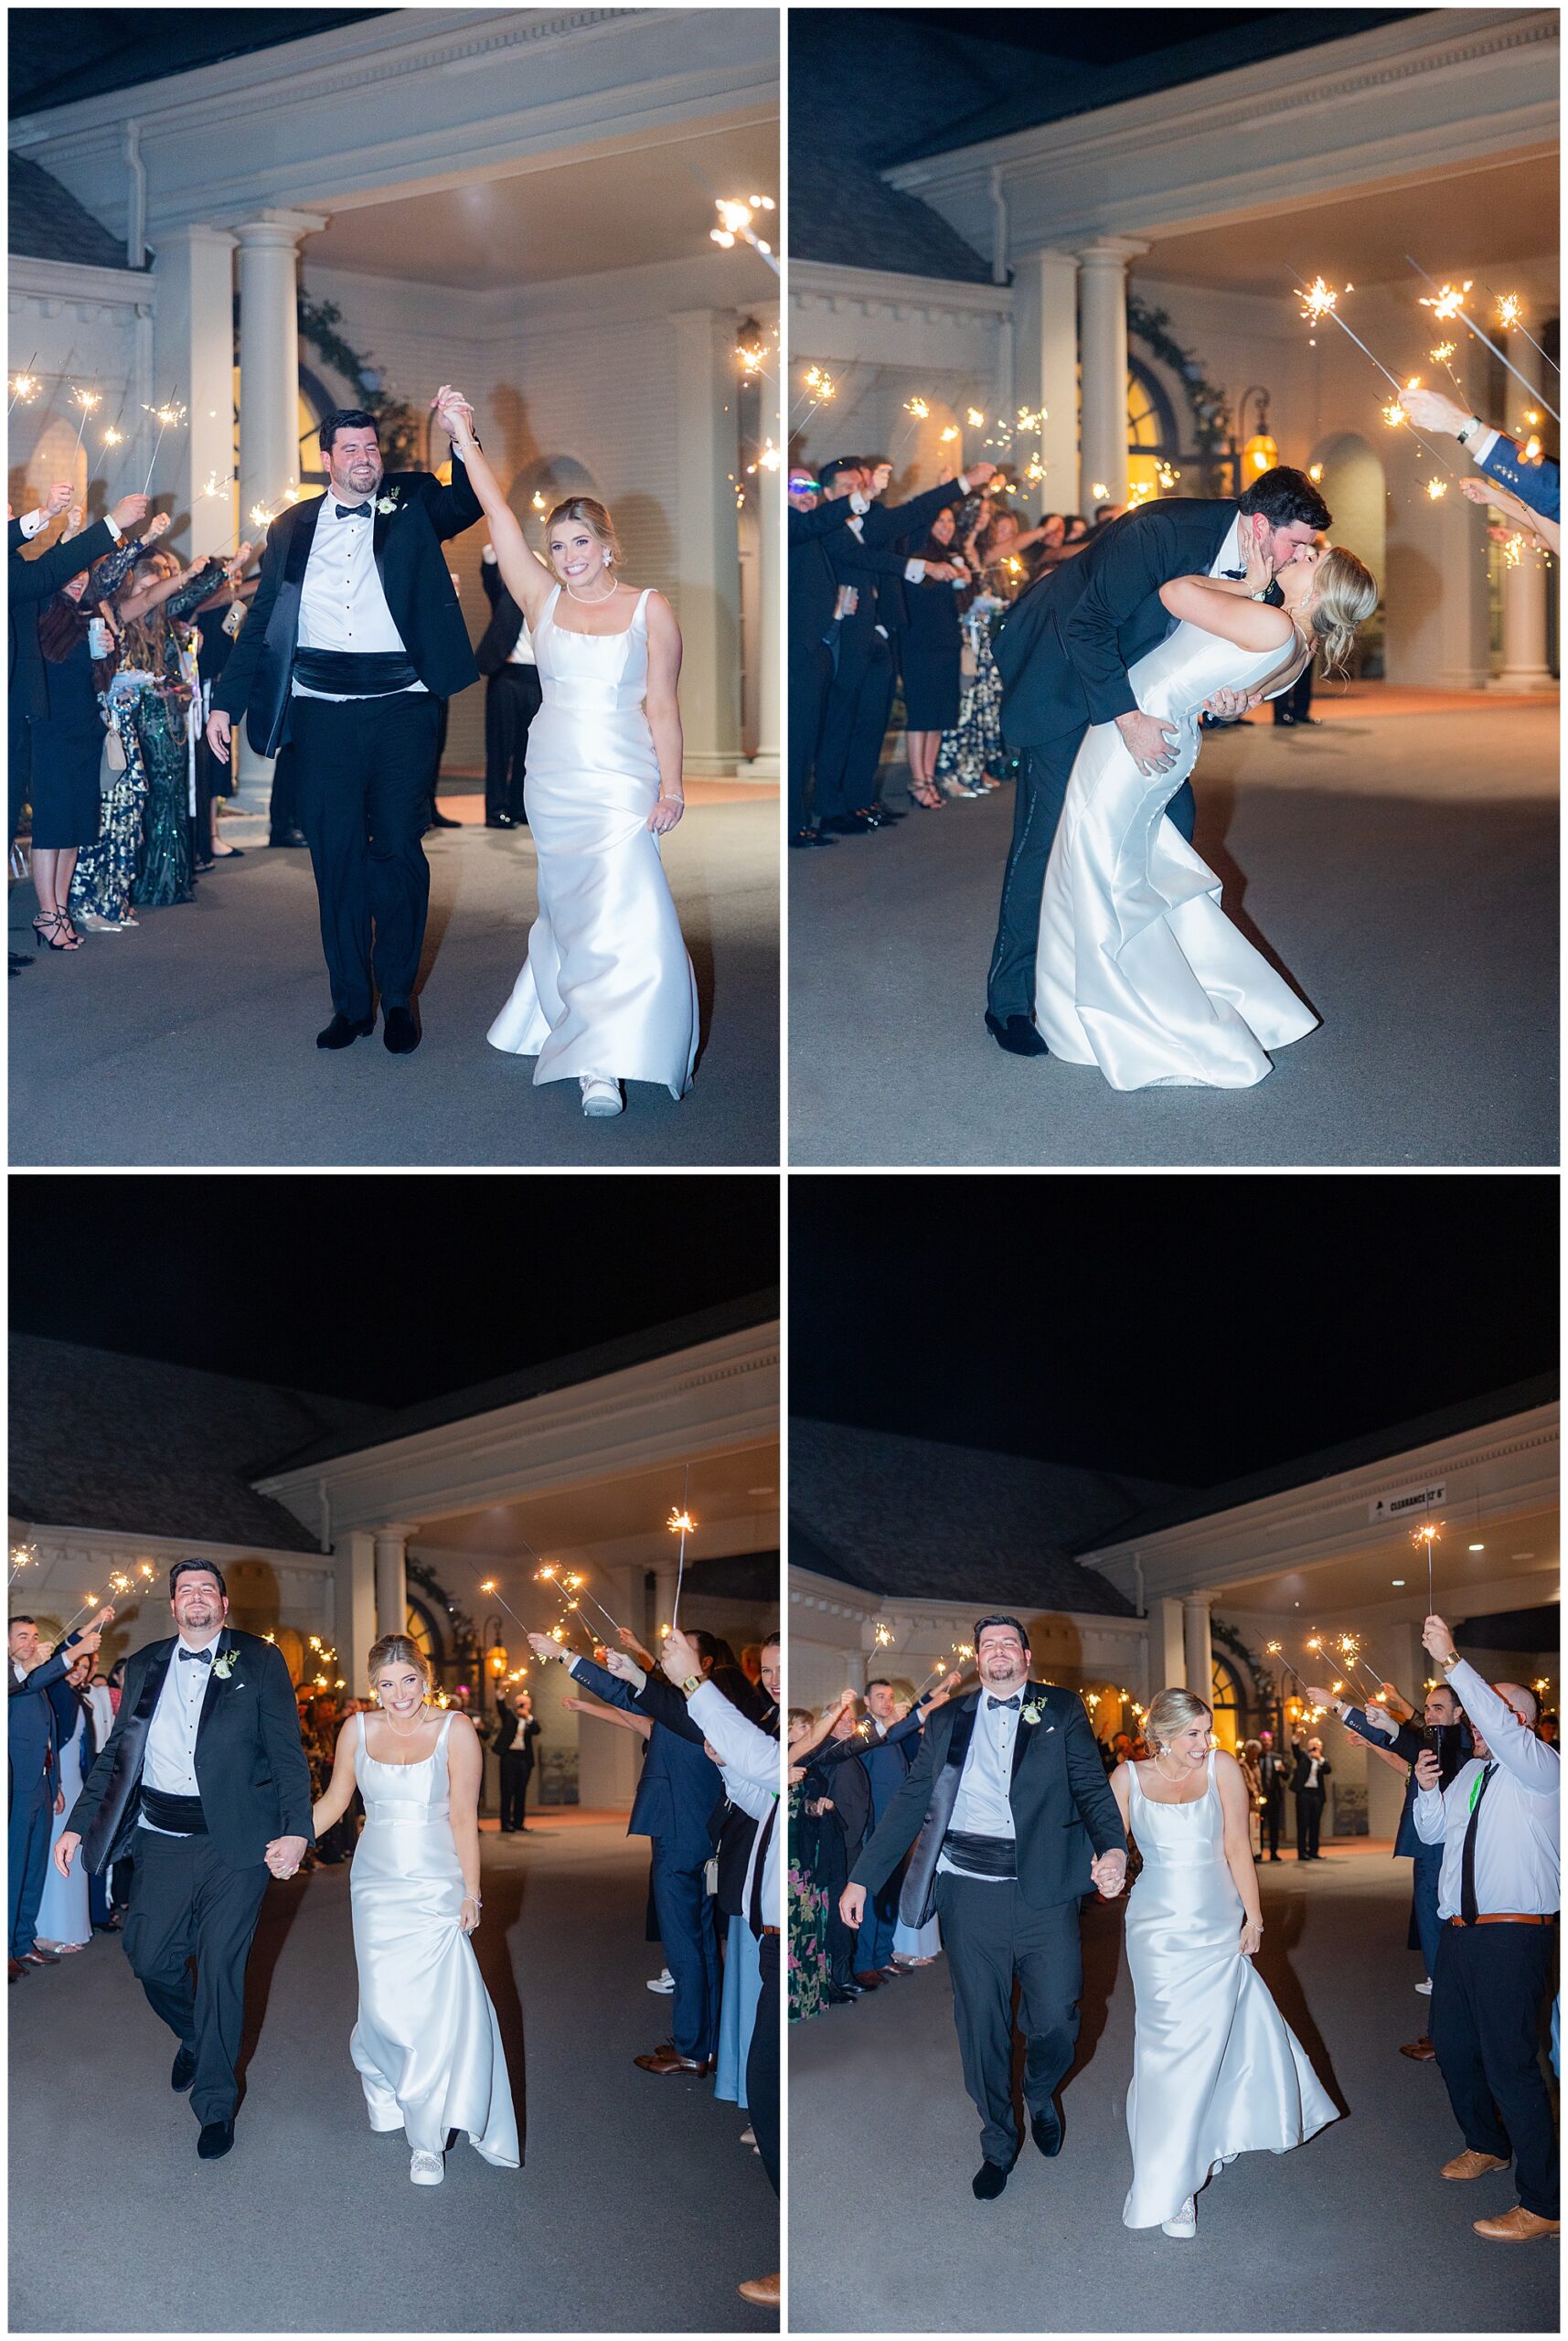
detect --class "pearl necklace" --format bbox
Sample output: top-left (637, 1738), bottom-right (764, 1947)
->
top-left (564, 574), bottom-right (617, 606)
top-left (379, 1698), bottom-right (430, 1737)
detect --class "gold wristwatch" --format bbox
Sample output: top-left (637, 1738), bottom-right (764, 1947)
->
top-left (1437, 1649), bottom-right (1459, 1672)
top-left (681, 1673), bottom-right (703, 1697)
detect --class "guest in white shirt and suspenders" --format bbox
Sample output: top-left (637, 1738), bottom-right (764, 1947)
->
top-left (1413, 1612), bottom-right (1559, 2244)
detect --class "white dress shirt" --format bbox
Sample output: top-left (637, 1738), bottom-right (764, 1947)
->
top-left (293, 495), bottom-right (424, 700)
top-left (1413, 1660), bottom-right (1560, 1919)
top-left (938, 1692), bottom-right (1020, 1879)
top-left (688, 1679), bottom-right (780, 1927)
top-left (139, 1634), bottom-right (219, 1832)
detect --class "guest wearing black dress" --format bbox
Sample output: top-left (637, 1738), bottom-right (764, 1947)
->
top-left (899, 505), bottom-right (965, 810)
top-left (476, 546), bottom-right (539, 828)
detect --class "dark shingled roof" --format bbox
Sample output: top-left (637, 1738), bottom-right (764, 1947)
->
top-left (789, 1419), bottom-right (1168, 1612)
top-left (790, 12), bottom-right (1009, 283)
top-left (272, 1291), bottom-right (779, 1472)
top-left (9, 1336), bottom-right (389, 1553)
top-left (1093, 1374), bottom-right (1560, 1548)
top-left (8, 153), bottom-right (139, 270)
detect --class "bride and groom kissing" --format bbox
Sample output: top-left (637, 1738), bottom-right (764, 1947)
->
top-left (985, 467), bottom-right (1379, 1089)
top-left (208, 386), bottom-right (695, 1117)
top-left (841, 1616), bottom-right (1335, 2236)
top-left (56, 1560), bottom-right (517, 2182)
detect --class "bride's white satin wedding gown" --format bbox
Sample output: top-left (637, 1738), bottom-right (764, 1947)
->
top-left (1035, 618), bottom-right (1317, 1088)
top-left (487, 584), bottom-right (699, 1096)
top-left (349, 1712), bottom-right (519, 2168)
top-left (1122, 1753), bottom-right (1337, 2230)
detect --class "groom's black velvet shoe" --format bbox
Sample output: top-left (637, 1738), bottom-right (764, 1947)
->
top-left (197, 2121), bottom-right (234, 2161)
top-left (171, 2046), bottom-right (197, 2092)
top-left (985, 1010), bottom-right (1050, 1057)
top-left (383, 1005), bottom-right (421, 1055)
top-left (1030, 2101), bottom-right (1063, 2157)
top-left (317, 1012), bottom-right (374, 1050)
top-left (972, 2157), bottom-right (1015, 2201)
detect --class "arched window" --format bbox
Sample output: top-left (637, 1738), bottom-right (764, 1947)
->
top-left (1210, 1654), bottom-right (1243, 1753)
top-left (1127, 357), bottom-right (1181, 500)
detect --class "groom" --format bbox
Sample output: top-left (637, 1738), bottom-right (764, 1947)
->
top-left (984, 465), bottom-right (1332, 1053)
top-left (841, 1615), bottom-right (1125, 2198)
top-left (206, 406), bottom-right (484, 1055)
top-left (55, 1561), bottom-right (313, 2161)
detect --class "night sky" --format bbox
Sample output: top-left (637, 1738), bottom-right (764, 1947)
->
top-left (792, 1177), bottom-right (1556, 1490)
top-left (10, 1176), bottom-right (778, 1407)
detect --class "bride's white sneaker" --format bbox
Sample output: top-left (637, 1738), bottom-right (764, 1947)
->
top-left (410, 2149), bottom-right (444, 2186)
top-left (580, 1074), bottom-right (624, 1117)
top-left (1161, 2196), bottom-right (1197, 2239)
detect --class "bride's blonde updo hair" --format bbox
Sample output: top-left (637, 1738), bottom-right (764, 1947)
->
top-left (547, 496), bottom-right (624, 571)
top-left (367, 1633), bottom-right (431, 1697)
top-left (1145, 1687), bottom-right (1213, 1755)
top-left (1306, 545), bottom-right (1379, 679)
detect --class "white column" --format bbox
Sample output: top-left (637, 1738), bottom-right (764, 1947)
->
top-left (1494, 326), bottom-right (1553, 692)
top-left (1182, 1595), bottom-right (1213, 1707)
top-left (1076, 238), bottom-right (1147, 513)
top-left (151, 225), bottom-right (236, 556)
top-left (670, 307), bottom-right (743, 775)
top-left (1154, 1596), bottom-right (1186, 1691)
top-left (1014, 249), bottom-right (1080, 513)
top-left (372, 1523), bottom-right (417, 1641)
top-left (747, 300), bottom-right (781, 780)
top-left (340, 1529), bottom-right (379, 1686)
top-left (234, 212), bottom-right (325, 516)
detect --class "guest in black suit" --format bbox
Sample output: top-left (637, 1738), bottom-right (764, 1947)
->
top-left (9, 1610), bottom-right (110, 1975)
top-left (207, 408), bottom-right (484, 1055)
top-left (475, 545), bottom-right (539, 828)
top-left (1290, 1734), bottom-right (1331, 1859)
top-left (844, 1615), bottom-right (1126, 2197)
top-left (812, 455), bottom-right (996, 835)
top-left (57, 1560), bottom-right (314, 2160)
top-left (786, 470), bottom-right (860, 848)
top-left (986, 466), bottom-right (1330, 1053)
top-left (494, 1688), bottom-right (541, 1830)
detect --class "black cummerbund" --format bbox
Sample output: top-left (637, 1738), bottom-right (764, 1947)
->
top-left (140, 1787), bottom-right (208, 1834)
top-left (943, 1829), bottom-right (1018, 1878)
top-left (293, 647), bottom-right (419, 697)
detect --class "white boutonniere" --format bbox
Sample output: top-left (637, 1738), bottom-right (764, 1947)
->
top-left (1021, 1701), bottom-right (1045, 1726)
top-left (212, 1647), bottom-right (240, 1681)
top-left (376, 488), bottom-right (400, 516)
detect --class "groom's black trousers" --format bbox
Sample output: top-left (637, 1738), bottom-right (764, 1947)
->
top-left (1431, 1921), bottom-right (1559, 2219)
top-left (122, 1830), bottom-right (271, 2126)
top-left (935, 1870), bottom-right (1083, 2166)
top-left (987, 730), bottom-right (1196, 1021)
top-left (291, 691), bottom-right (442, 1021)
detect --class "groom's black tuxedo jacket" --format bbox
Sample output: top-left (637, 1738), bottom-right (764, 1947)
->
top-left (67, 1629), bottom-right (313, 1874)
top-left (850, 1682), bottom-right (1125, 1928)
top-left (994, 496), bottom-right (1247, 748)
top-left (213, 454), bottom-right (484, 756)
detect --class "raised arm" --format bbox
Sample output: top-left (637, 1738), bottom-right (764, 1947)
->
top-left (848, 1719), bottom-right (944, 1895)
top-left (1156, 572), bottom-right (1293, 657)
top-left (563, 1692), bottom-right (652, 1741)
top-left (431, 388), bottom-right (554, 628)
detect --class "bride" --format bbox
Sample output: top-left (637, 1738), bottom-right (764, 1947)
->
top-left (312, 1635), bottom-right (519, 2185)
top-left (1110, 1689), bottom-right (1338, 2238)
top-left (430, 385), bottom-right (698, 1119)
top-left (1035, 529), bottom-right (1378, 1088)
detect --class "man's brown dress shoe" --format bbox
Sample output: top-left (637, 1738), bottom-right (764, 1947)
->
top-left (738, 2273), bottom-right (781, 2306)
top-left (634, 2042), bottom-right (712, 2075)
top-left (20, 1948), bottom-right (59, 1966)
top-left (7, 1959), bottom-right (26, 1982)
top-left (1400, 2036), bottom-right (1436, 2060)
top-left (853, 1971), bottom-right (882, 1989)
top-left (1442, 2149), bottom-right (1510, 2180)
top-left (1472, 2206), bottom-right (1559, 2241)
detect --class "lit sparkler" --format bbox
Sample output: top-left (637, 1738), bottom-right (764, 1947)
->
top-left (101, 423), bottom-right (124, 450)
top-left (1425, 477), bottom-right (1447, 499)
top-left (904, 396), bottom-right (930, 420)
top-left (1488, 287), bottom-right (1558, 377)
top-left (141, 399), bottom-right (187, 496)
top-left (966, 408), bottom-right (985, 429)
top-left (710, 196), bottom-right (778, 276)
top-left (1265, 1638), bottom-right (1311, 1693)
top-left (873, 1622), bottom-right (894, 1648)
top-left (1291, 270), bottom-right (1402, 390)
top-left (667, 1480), bottom-right (696, 1630)
top-left (1411, 1521), bottom-right (1443, 1617)
top-left (9, 1544), bottom-right (36, 1587)
top-left (1408, 262), bottom-right (1560, 422)
top-left (69, 386), bottom-right (102, 458)
top-left (9, 352), bottom-right (40, 412)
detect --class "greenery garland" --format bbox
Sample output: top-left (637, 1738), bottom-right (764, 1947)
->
top-left (1127, 294), bottom-right (1231, 454)
top-left (295, 294), bottom-right (421, 468)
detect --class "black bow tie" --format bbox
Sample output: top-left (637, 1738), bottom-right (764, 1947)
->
top-left (178, 1646), bottom-right (213, 1665)
top-left (987, 1694), bottom-right (1020, 1712)
top-left (1221, 567), bottom-right (1246, 580)
top-left (335, 501), bottom-right (372, 519)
